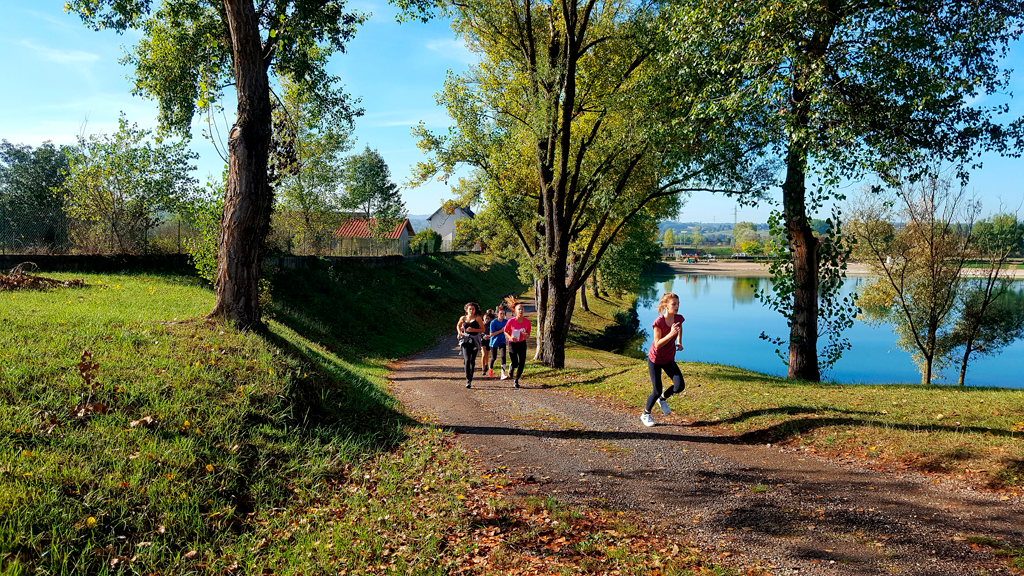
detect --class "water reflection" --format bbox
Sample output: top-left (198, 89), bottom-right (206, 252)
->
top-left (731, 277), bottom-right (761, 304)
top-left (629, 274), bottom-right (1024, 388)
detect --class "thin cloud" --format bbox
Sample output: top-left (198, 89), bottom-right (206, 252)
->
top-left (425, 38), bottom-right (477, 65)
top-left (19, 40), bottom-right (100, 65)
top-left (363, 109), bottom-right (453, 128)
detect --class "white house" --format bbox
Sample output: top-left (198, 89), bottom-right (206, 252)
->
top-left (426, 205), bottom-right (475, 249)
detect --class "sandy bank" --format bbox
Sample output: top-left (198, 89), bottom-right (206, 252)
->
top-left (662, 259), bottom-right (1024, 279)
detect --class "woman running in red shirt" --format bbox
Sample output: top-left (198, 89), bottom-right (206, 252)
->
top-left (640, 292), bottom-right (685, 427)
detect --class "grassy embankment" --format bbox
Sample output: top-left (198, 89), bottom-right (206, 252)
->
top-left (524, 291), bottom-right (1024, 493)
top-left (1, 256), bottom-right (733, 576)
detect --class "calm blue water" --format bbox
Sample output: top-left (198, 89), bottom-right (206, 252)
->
top-left (635, 275), bottom-right (1024, 388)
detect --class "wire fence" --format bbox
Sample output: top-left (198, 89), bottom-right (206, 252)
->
top-left (0, 210), bottom-right (415, 257)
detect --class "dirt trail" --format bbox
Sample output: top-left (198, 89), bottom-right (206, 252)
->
top-left (390, 312), bottom-right (1022, 575)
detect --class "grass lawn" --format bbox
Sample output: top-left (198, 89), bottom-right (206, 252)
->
top-left (1, 258), bottom-right (734, 575)
top-left (521, 292), bottom-right (1024, 492)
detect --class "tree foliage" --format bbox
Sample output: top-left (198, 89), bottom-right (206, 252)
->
top-left (409, 228), bottom-right (442, 253)
top-left (669, 0), bottom-right (1024, 380)
top-left (731, 221), bottom-right (758, 246)
top-left (67, 0), bottom-right (364, 138)
top-left (0, 141), bottom-right (70, 252)
top-left (64, 116), bottom-right (197, 254)
top-left (271, 77), bottom-right (359, 255)
top-left (849, 178), bottom-right (980, 384)
top-left (597, 216), bottom-right (661, 296)
top-left (404, 0), bottom-right (772, 367)
top-left (343, 146), bottom-right (406, 237)
top-left (662, 229), bottom-right (675, 248)
top-left (946, 214), bottom-right (1024, 385)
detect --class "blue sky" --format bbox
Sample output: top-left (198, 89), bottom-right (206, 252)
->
top-left (1, 0), bottom-right (1022, 222)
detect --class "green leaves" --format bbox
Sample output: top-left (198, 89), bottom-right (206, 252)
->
top-left (66, 0), bottom-right (366, 137)
top-left (64, 115), bottom-right (198, 254)
top-left (341, 146), bottom-right (406, 236)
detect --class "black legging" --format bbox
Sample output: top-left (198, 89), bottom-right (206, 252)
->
top-left (490, 343), bottom-right (507, 371)
top-left (508, 341), bottom-right (527, 381)
top-left (463, 344), bottom-right (478, 383)
top-left (645, 359), bottom-right (685, 413)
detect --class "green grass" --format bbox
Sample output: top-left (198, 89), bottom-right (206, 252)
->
top-left (1, 258), bottom-right (738, 575)
top-left (0, 256), bottom-right (527, 575)
top-left (267, 254), bottom-right (524, 357)
top-left (520, 295), bottom-right (1024, 491)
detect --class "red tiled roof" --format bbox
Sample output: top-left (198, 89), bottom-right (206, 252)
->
top-left (334, 218), bottom-right (414, 239)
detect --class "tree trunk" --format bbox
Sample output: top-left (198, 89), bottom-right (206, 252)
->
top-left (922, 326), bottom-right (937, 385)
top-left (579, 283), bottom-right (589, 311)
top-left (782, 108), bottom-right (821, 381)
top-left (958, 341), bottom-right (972, 386)
top-left (533, 277), bottom-right (547, 361)
top-left (541, 271), bottom-right (578, 369)
top-left (208, 0), bottom-right (274, 330)
top-left (591, 273), bottom-right (600, 297)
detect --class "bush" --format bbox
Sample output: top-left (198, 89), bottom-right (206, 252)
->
top-left (409, 229), bottom-right (442, 253)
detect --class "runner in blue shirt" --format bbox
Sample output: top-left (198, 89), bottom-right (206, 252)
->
top-left (489, 306), bottom-right (509, 380)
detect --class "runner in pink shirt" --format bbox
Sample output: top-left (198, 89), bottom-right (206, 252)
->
top-left (503, 302), bottom-right (532, 388)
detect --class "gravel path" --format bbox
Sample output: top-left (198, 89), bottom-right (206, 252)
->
top-left (390, 339), bottom-right (1023, 576)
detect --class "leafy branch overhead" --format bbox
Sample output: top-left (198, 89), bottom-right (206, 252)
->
top-left (66, 0), bottom-right (366, 137)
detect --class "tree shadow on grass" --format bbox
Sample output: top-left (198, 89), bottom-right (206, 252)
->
top-left (525, 367), bottom-right (635, 389)
top-left (692, 407), bottom-right (1023, 444)
top-left (261, 327), bottom-right (417, 455)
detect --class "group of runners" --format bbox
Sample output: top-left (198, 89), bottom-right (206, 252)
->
top-left (456, 291), bottom-right (686, 428)
top-left (456, 297), bottom-right (532, 389)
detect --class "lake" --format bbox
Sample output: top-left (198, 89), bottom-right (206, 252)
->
top-left (634, 275), bottom-right (1024, 389)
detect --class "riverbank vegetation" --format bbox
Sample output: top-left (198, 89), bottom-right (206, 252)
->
top-left (530, 295), bottom-right (1024, 491)
top-left (1, 256), bottom-right (737, 575)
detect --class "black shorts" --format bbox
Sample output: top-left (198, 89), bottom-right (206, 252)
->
top-left (481, 341), bottom-right (491, 351)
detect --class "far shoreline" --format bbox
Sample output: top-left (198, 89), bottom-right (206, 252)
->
top-left (660, 260), bottom-right (1024, 279)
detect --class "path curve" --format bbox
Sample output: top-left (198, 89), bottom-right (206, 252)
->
top-left (390, 326), bottom-right (1022, 575)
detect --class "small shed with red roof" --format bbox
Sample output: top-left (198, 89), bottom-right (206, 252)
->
top-left (333, 218), bottom-right (415, 256)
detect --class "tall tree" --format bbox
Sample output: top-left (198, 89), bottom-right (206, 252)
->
top-left (0, 141), bottom-right (70, 252)
top-left (342, 146), bottom-right (406, 236)
top-left (731, 221), bottom-right (758, 246)
top-left (850, 178), bottom-right (980, 384)
top-left (669, 0), bottom-right (1024, 380)
top-left (948, 214), bottom-right (1024, 385)
top-left (67, 0), bottom-right (363, 328)
top-left (403, 0), bottom-right (771, 367)
top-left (662, 229), bottom-right (675, 248)
top-left (271, 77), bottom-right (358, 255)
top-left (65, 116), bottom-right (198, 254)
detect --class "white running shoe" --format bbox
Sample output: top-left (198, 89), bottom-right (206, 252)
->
top-left (640, 412), bottom-right (655, 427)
top-left (657, 397), bottom-right (671, 415)
top-left (500, 370), bottom-right (508, 380)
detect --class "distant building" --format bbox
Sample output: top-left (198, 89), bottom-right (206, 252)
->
top-left (427, 205), bottom-right (474, 249)
top-left (333, 218), bottom-right (415, 256)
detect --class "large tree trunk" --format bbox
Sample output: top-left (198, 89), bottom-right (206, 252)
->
top-left (208, 0), bottom-right (274, 330)
top-left (541, 280), bottom-right (576, 369)
top-left (579, 283), bottom-right (589, 311)
top-left (782, 93), bottom-right (820, 382)
top-left (533, 277), bottom-right (547, 361)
